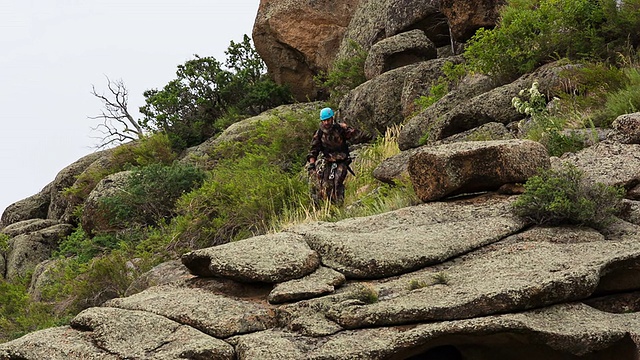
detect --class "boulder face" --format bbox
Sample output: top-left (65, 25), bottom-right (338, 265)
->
top-left (252, 0), bottom-right (361, 101)
top-left (439, 0), bottom-right (506, 41)
top-left (408, 140), bottom-right (549, 202)
top-left (363, 29), bottom-right (437, 80)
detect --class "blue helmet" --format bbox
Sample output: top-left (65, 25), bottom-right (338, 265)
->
top-left (320, 107), bottom-right (335, 121)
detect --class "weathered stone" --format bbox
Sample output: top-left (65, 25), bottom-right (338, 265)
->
top-left (47, 150), bottom-right (109, 223)
top-left (326, 226), bottom-right (640, 329)
top-left (80, 170), bottom-right (131, 235)
top-left (608, 112), bottom-right (640, 144)
top-left (399, 72), bottom-right (497, 150)
top-left (182, 232), bottom-right (320, 283)
top-left (375, 122), bottom-right (516, 185)
top-left (334, 0), bottom-right (389, 66)
top-left (364, 30), bottom-right (437, 80)
top-left (253, 0), bottom-right (360, 101)
top-left (372, 147), bottom-right (421, 185)
top-left (5, 223), bottom-right (73, 280)
top-left (71, 307), bottom-right (234, 359)
top-left (106, 285), bottom-right (277, 338)
top-left (558, 142), bottom-right (640, 189)
top-left (409, 139), bottom-right (549, 202)
top-left (0, 326), bottom-right (114, 360)
top-left (0, 189), bottom-right (51, 228)
top-left (385, 0), bottom-right (449, 46)
top-left (124, 259), bottom-right (194, 297)
top-left (27, 259), bottom-right (59, 301)
top-left (1, 219), bottom-right (60, 238)
top-left (402, 61), bottom-right (580, 148)
top-left (439, 0), bottom-right (506, 41)
top-left (290, 195), bottom-right (527, 279)
top-left (268, 266), bottom-right (346, 304)
top-left (399, 56), bottom-right (465, 120)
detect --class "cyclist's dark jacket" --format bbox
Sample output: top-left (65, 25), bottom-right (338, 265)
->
top-left (307, 123), bottom-right (358, 163)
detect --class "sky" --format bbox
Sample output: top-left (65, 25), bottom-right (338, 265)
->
top-left (0, 0), bottom-right (260, 215)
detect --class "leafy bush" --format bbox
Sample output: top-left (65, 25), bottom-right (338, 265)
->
top-left (64, 133), bottom-right (178, 210)
top-left (140, 35), bottom-right (292, 150)
top-left (597, 67), bottom-right (640, 126)
top-left (513, 163), bottom-right (624, 227)
top-left (174, 153), bottom-right (309, 248)
top-left (314, 40), bottom-right (368, 105)
top-left (0, 277), bottom-right (60, 342)
top-left (464, 0), bottom-right (636, 80)
top-left (99, 162), bottom-right (206, 229)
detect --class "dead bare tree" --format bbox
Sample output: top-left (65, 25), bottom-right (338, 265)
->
top-left (89, 76), bottom-right (145, 148)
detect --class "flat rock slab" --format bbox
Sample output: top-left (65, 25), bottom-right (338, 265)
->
top-left (70, 307), bottom-right (234, 359)
top-left (408, 139), bottom-right (549, 202)
top-left (557, 141), bottom-right (640, 188)
top-left (231, 303), bottom-right (640, 359)
top-left (325, 226), bottom-right (640, 328)
top-left (105, 285), bottom-right (276, 338)
top-left (290, 195), bottom-right (528, 279)
top-left (181, 232), bottom-right (320, 283)
top-left (268, 266), bottom-right (346, 304)
top-left (0, 326), bottom-right (115, 360)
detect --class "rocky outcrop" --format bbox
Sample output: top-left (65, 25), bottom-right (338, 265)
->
top-left (182, 232), bottom-right (320, 283)
top-left (254, 0), bottom-right (505, 101)
top-left (4, 223), bottom-right (72, 280)
top-left (252, 0), bottom-right (360, 101)
top-left (439, 0), bottom-right (506, 41)
top-left (3, 194), bottom-right (640, 358)
top-left (409, 139), bottom-right (549, 202)
top-left (608, 112), bottom-right (640, 144)
top-left (80, 171), bottom-right (131, 235)
top-left (364, 29), bottom-right (437, 80)
top-left (557, 142), bottom-right (640, 190)
top-left (340, 57), bottom-right (461, 138)
top-left (398, 61), bottom-right (579, 150)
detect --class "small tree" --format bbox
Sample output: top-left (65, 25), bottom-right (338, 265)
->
top-left (513, 163), bottom-right (624, 227)
top-left (139, 35), bottom-right (291, 150)
top-left (89, 76), bottom-right (145, 148)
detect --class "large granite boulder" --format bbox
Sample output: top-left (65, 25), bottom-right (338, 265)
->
top-left (608, 112), bottom-right (640, 144)
top-left (0, 190), bottom-right (51, 229)
top-left (557, 142), bottom-right (640, 190)
top-left (4, 210), bottom-right (640, 359)
top-left (289, 195), bottom-right (528, 279)
top-left (399, 61), bottom-right (580, 150)
top-left (182, 232), bottom-right (320, 283)
top-left (408, 139), bottom-right (549, 202)
top-left (252, 0), bottom-right (360, 101)
top-left (80, 170), bottom-right (132, 235)
top-left (4, 223), bottom-right (73, 280)
top-left (364, 29), bottom-right (437, 80)
top-left (439, 0), bottom-right (506, 41)
top-left (340, 57), bottom-right (458, 138)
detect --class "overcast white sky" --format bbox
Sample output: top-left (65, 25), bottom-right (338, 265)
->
top-left (0, 0), bottom-right (260, 215)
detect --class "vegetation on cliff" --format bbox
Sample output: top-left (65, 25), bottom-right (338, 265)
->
top-left (1, 0), bottom-right (640, 343)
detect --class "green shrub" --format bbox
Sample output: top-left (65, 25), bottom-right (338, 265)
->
top-left (99, 162), bottom-right (206, 229)
top-left (0, 277), bottom-right (60, 342)
top-left (597, 67), bottom-right (640, 126)
top-left (174, 153), bottom-right (309, 248)
top-left (513, 163), bottom-right (624, 227)
top-left (464, 0), bottom-right (632, 80)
